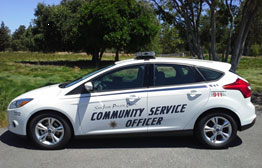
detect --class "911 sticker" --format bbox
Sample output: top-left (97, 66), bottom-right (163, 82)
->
top-left (211, 91), bottom-right (226, 97)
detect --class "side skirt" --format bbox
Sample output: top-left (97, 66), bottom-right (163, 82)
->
top-left (74, 130), bottom-right (194, 139)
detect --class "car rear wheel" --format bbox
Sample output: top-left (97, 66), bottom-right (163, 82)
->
top-left (195, 112), bottom-right (237, 149)
top-left (28, 112), bottom-right (72, 150)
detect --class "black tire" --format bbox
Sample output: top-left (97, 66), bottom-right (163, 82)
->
top-left (28, 112), bottom-right (72, 150)
top-left (195, 112), bottom-right (237, 149)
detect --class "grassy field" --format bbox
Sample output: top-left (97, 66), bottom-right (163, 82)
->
top-left (236, 57), bottom-right (262, 91)
top-left (0, 52), bottom-right (261, 127)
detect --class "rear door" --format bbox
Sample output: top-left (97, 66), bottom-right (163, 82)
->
top-left (147, 63), bottom-right (210, 132)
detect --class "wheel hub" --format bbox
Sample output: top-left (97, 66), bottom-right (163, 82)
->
top-left (215, 126), bottom-right (222, 132)
top-left (35, 117), bottom-right (64, 145)
top-left (47, 128), bottom-right (52, 133)
top-left (203, 116), bottom-right (232, 144)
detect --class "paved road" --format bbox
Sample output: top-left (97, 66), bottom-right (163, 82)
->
top-left (1, 114), bottom-right (261, 168)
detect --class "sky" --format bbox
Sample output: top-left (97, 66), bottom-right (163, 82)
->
top-left (0, 0), bottom-right (61, 33)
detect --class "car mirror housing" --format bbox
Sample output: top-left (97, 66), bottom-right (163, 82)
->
top-left (84, 82), bottom-right (93, 91)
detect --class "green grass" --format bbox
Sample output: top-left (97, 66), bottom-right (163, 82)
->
top-left (0, 52), bottom-right (134, 127)
top-left (236, 57), bottom-right (262, 91)
top-left (0, 52), bottom-right (261, 127)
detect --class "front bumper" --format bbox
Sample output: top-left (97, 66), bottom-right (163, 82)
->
top-left (8, 109), bottom-right (27, 135)
top-left (240, 117), bottom-right (256, 131)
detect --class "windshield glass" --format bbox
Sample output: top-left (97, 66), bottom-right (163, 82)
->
top-left (61, 65), bottom-right (114, 88)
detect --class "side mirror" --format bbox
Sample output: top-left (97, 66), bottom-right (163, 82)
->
top-left (84, 82), bottom-right (93, 91)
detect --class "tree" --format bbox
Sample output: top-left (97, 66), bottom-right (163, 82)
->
top-left (153, 0), bottom-right (261, 71)
top-left (124, 1), bottom-right (160, 54)
top-left (32, 1), bottom-right (83, 52)
top-left (33, 3), bottom-right (68, 52)
top-left (160, 23), bottom-right (184, 54)
top-left (221, 0), bottom-right (239, 62)
top-left (153, 0), bottom-right (204, 59)
top-left (60, 0), bottom-right (85, 52)
top-left (230, 0), bottom-right (261, 71)
top-left (24, 25), bottom-right (36, 51)
top-left (244, 4), bottom-right (262, 56)
top-left (30, 0), bottom-right (159, 60)
top-left (206, 0), bottom-right (218, 61)
top-left (77, 0), bottom-right (159, 63)
top-left (199, 0), bottom-right (239, 61)
top-left (11, 25), bottom-right (27, 51)
top-left (0, 21), bottom-right (11, 51)
top-left (32, 3), bottom-right (51, 52)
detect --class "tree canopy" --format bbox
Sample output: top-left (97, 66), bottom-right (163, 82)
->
top-left (27, 0), bottom-right (159, 63)
top-left (76, 0), bottom-right (159, 62)
top-left (153, 0), bottom-right (262, 71)
top-left (0, 21), bottom-right (11, 51)
top-left (1, 0), bottom-right (262, 70)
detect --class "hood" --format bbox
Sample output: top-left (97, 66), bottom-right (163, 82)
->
top-left (14, 84), bottom-right (62, 100)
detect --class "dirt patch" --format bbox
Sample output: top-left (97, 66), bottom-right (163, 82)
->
top-left (252, 92), bottom-right (262, 105)
top-left (17, 60), bottom-right (115, 69)
top-left (252, 91), bottom-right (262, 115)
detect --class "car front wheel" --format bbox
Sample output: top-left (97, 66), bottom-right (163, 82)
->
top-left (28, 112), bottom-right (72, 150)
top-left (195, 112), bottom-right (237, 149)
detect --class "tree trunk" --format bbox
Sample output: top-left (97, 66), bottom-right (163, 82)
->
top-left (196, 43), bottom-right (203, 59)
top-left (91, 48), bottom-right (105, 66)
top-left (115, 49), bottom-right (119, 61)
top-left (170, 0), bottom-right (204, 59)
top-left (245, 39), bottom-right (252, 56)
top-left (221, 50), bottom-right (225, 62)
top-left (224, 21), bottom-right (233, 62)
top-left (184, 19), bottom-right (203, 59)
top-left (230, 0), bottom-right (259, 72)
top-left (91, 50), bottom-right (100, 66)
top-left (224, 0), bottom-right (234, 63)
top-left (208, 48), bottom-right (211, 60)
top-left (209, 1), bottom-right (218, 61)
top-left (99, 48), bottom-right (105, 60)
top-left (184, 27), bottom-right (196, 58)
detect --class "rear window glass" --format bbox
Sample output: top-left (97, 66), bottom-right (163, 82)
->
top-left (154, 64), bottom-right (204, 86)
top-left (198, 67), bottom-right (223, 81)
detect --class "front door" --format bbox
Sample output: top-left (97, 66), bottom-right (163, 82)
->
top-left (78, 64), bottom-right (149, 135)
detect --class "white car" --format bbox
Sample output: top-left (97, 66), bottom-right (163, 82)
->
top-left (7, 52), bottom-right (256, 149)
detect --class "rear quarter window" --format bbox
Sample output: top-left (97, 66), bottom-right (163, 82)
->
top-left (198, 67), bottom-right (224, 81)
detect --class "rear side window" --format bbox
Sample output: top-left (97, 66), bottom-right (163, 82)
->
top-left (154, 64), bottom-right (204, 86)
top-left (198, 67), bottom-right (223, 81)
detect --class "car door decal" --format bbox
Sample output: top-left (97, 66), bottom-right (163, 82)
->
top-left (90, 103), bottom-right (189, 128)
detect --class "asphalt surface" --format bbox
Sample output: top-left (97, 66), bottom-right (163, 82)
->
top-left (1, 113), bottom-right (261, 168)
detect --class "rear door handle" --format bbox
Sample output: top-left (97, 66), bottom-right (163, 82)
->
top-left (187, 90), bottom-right (202, 97)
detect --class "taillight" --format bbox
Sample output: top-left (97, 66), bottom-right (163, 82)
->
top-left (223, 78), bottom-right (251, 98)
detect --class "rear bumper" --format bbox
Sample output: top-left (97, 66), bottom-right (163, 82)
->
top-left (240, 118), bottom-right (256, 131)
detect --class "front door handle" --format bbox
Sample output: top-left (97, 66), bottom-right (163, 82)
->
top-left (126, 95), bottom-right (140, 106)
top-left (126, 95), bottom-right (140, 101)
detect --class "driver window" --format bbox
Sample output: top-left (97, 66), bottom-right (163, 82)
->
top-left (92, 65), bottom-right (145, 92)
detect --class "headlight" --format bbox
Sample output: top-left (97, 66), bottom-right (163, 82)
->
top-left (9, 98), bottom-right (33, 109)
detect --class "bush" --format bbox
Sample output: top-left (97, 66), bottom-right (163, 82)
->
top-left (250, 44), bottom-right (261, 56)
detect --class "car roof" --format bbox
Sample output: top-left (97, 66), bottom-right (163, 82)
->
top-left (115, 57), bottom-right (231, 72)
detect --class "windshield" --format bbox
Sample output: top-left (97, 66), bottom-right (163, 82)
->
top-left (60, 65), bottom-right (114, 88)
